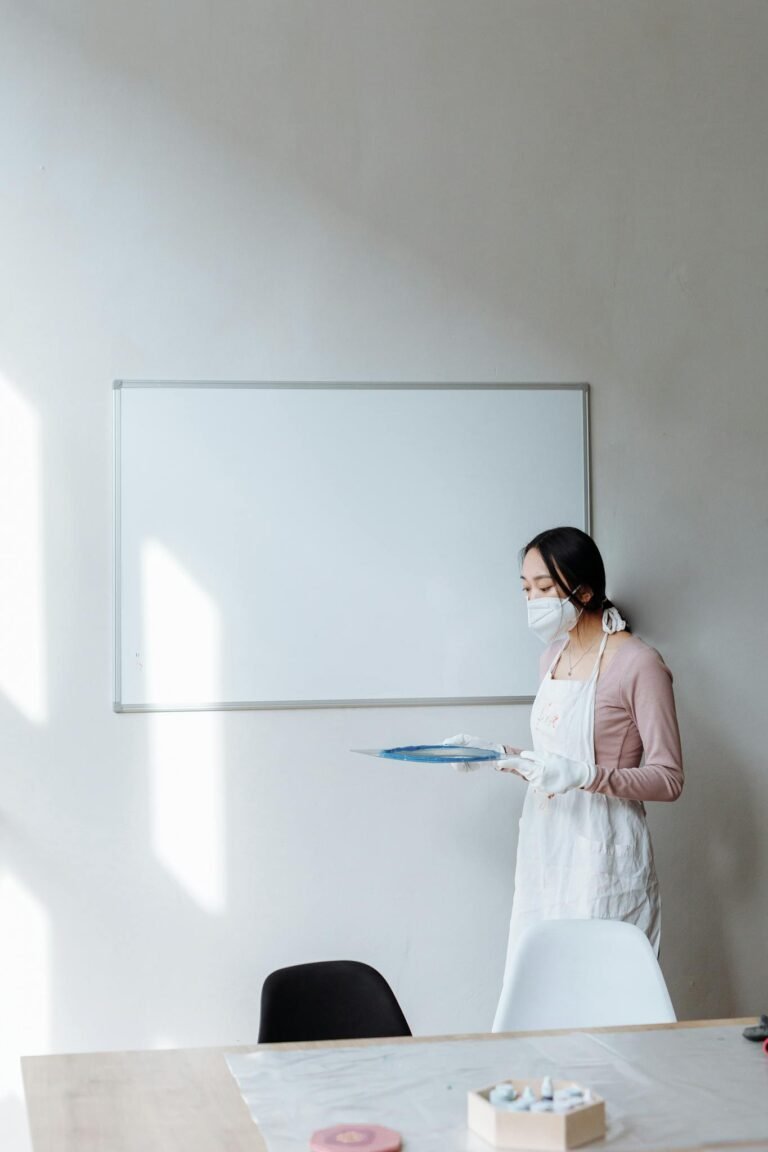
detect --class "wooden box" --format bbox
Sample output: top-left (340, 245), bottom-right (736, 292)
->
top-left (467, 1078), bottom-right (605, 1151)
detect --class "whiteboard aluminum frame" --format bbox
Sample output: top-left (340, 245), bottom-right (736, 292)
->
top-left (112, 381), bottom-right (591, 712)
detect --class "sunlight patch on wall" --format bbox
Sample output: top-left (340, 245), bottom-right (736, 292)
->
top-left (0, 375), bottom-right (46, 722)
top-left (142, 540), bottom-right (225, 914)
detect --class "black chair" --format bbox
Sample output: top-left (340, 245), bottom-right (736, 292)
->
top-left (257, 960), bottom-right (412, 1043)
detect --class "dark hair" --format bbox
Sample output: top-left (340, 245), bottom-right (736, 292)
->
top-left (521, 526), bottom-right (630, 629)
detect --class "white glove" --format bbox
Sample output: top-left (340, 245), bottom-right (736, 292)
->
top-left (511, 750), bottom-right (598, 794)
top-left (442, 733), bottom-right (506, 773)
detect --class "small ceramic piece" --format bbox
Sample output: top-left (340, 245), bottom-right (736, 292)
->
top-left (310, 1124), bottom-right (401, 1152)
top-left (489, 1082), bottom-right (518, 1105)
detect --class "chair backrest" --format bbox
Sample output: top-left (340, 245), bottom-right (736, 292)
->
top-left (492, 919), bottom-right (676, 1032)
top-left (258, 960), bottom-right (412, 1044)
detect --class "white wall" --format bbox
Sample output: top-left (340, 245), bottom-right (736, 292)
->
top-left (2, 1), bottom-right (767, 1147)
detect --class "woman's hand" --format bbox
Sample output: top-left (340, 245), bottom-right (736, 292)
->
top-left (512, 750), bottom-right (598, 793)
top-left (495, 746), bottom-right (525, 774)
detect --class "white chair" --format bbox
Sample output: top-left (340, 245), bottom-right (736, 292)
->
top-left (492, 919), bottom-right (676, 1032)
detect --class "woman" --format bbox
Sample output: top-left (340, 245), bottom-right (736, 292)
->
top-left (445, 526), bottom-right (683, 1021)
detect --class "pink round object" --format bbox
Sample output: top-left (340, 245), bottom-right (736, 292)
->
top-left (309, 1123), bottom-right (401, 1152)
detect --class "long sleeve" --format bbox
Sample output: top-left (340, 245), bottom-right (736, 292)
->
top-left (587, 645), bottom-right (684, 802)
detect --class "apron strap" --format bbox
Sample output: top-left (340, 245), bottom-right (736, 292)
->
top-left (589, 631), bottom-right (610, 682)
top-left (546, 639), bottom-right (569, 678)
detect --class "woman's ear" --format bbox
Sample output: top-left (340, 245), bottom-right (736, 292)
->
top-left (577, 586), bottom-right (594, 606)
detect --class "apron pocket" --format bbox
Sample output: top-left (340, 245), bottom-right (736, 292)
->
top-left (570, 834), bottom-right (653, 898)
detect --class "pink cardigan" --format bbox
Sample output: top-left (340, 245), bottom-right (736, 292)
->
top-left (539, 636), bottom-right (684, 803)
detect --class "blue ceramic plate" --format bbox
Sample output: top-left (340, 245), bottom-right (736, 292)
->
top-left (352, 744), bottom-right (498, 763)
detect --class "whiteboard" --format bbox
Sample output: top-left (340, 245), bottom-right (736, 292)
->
top-left (113, 383), bottom-right (590, 711)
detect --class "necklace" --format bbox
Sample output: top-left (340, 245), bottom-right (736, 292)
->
top-left (565, 635), bottom-right (601, 677)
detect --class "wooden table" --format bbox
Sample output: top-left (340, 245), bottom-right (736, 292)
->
top-left (22, 1019), bottom-right (764, 1152)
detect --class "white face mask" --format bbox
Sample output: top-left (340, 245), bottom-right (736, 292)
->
top-left (527, 589), bottom-right (583, 644)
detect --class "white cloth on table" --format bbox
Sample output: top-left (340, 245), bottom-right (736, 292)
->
top-left (227, 1025), bottom-right (768, 1152)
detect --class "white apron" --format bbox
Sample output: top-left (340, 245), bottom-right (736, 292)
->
top-left (492, 633), bottom-right (660, 1029)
